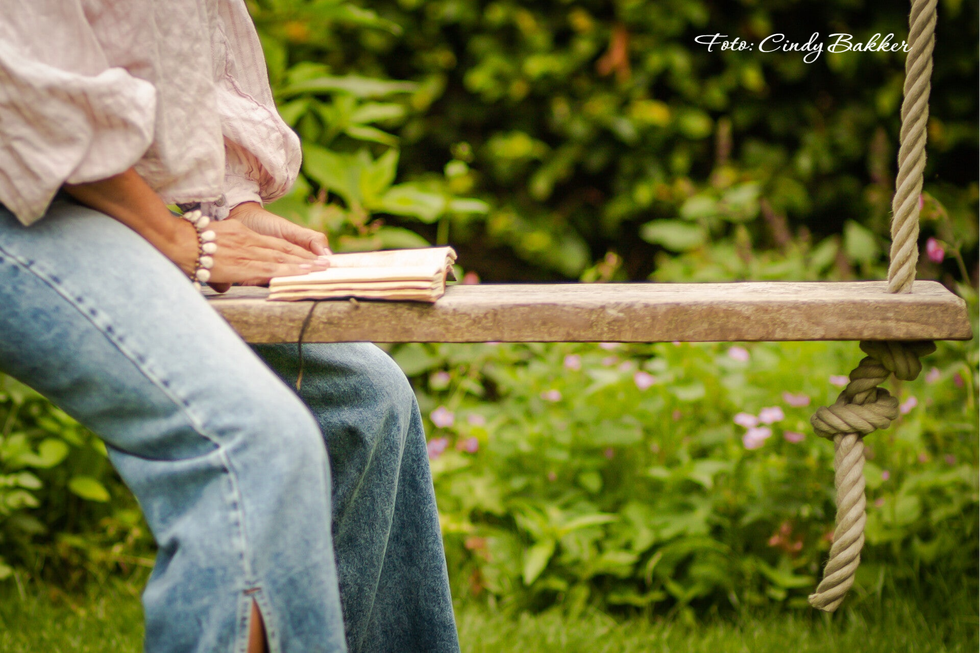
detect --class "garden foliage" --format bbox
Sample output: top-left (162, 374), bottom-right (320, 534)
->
top-left (0, 0), bottom-right (977, 617)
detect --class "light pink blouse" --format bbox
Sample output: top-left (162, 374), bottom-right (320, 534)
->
top-left (0, 0), bottom-right (301, 226)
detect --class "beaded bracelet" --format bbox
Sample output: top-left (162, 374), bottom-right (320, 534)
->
top-left (179, 209), bottom-right (217, 290)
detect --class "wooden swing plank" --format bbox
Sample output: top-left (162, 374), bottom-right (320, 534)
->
top-left (205, 280), bottom-right (972, 344)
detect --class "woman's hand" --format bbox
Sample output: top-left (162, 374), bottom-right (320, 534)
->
top-left (228, 202), bottom-right (331, 256)
top-left (189, 218), bottom-right (329, 290)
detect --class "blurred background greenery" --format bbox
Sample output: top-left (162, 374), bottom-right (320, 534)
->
top-left (1, 0), bottom-right (977, 647)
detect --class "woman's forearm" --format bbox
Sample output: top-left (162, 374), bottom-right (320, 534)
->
top-left (64, 168), bottom-right (198, 273)
top-left (63, 168), bottom-right (328, 286)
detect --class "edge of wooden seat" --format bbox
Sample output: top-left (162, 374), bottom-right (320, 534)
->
top-left (205, 280), bottom-right (974, 343)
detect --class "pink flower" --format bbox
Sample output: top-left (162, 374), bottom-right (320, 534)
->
top-left (830, 375), bottom-right (850, 388)
top-left (758, 406), bottom-right (785, 424)
top-left (954, 373), bottom-right (964, 388)
top-left (925, 238), bottom-right (945, 264)
top-left (462, 271), bottom-right (481, 284)
top-left (430, 371), bottom-right (451, 389)
top-left (604, 448), bottom-right (615, 459)
top-left (671, 409), bottom-right (682, 421)
top-left (899, 396), bottom-right (918, 415)
top-left (727, 346), bottom-right (750, 362)
top-left (743, 426), bottom-right (772, 449)
top-left (925, 367), bottom-right (941, 384)
top-left (918, 194), bottom-right (924, 212)
top-left (634, 371), bottom-right (656, 391)
top-left (783, 431), bottom-right (805, 443)
top-left (541, 389), bottom-right (562, 402)
top-left (457, 437), bottom-right (479, 453)
top-left (599, 342), bottom-right (619, 351)
top-left (430, 406), bottom-right (455, 428)
top-left (734, 412), bottom-right (759, 428)
top-left (467, 413), bottom-right (487, 427)
top-left (782, 392), bottom-right (811, 407)
top-left (427, 437), bottom-right (449, 460)
top-left (618, 361), bottom-right (633, 373)
top-left (881, 470), bottom-right (890, 481)
top-left (601, 356), bottom-right (618, 367)
top-left (917, 452), bottom-right (929, 463)
top-left (564, 354), bottom-right (582, 371)
top-left (944, 454), bottom-right (956, 465)
top-left (874, 497), bottom-right (885, 508)
top-left (547, 471), bottom-right (558, 482)
top-left (672, 341), bottom-right (682, 346)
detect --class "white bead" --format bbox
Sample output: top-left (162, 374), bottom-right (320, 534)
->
top-left (184, 210), bottom-right (201, 222)
top-left (195, 268), bottom-right (211, 283)
top-left (194, 215), bottom-right (210, 229)
top-left (202, 242), bottom-right (218, 254)
top-left (200, 230), bottom-right (216, 242)
top-left (200, 256), bottom-right (213, 269)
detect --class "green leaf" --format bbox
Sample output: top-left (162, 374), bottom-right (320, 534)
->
top-left (277, 98), bottom-right (311, 126)
top-left (280, 76), bottom-right (417, 99)
top-left (68, 476), bottom-right (110, 503)
top-left (376, 186), bottom-right (446, 223)
top-left (576, 471), bottom-right (603, 493)
top-left (680, 195), bottom-right (717, 220)
top-left (640, 220), bottom-right (707, 252)
top-left (670, 381), bottom-right (706, 401)
top-left (377, 227), bottom-right (432, 250)
top-left (16, 439), bottom-right (69, 469)
top-left (15, 472), bottom-right (41, 490)
top-left (344, 125), bottom-right (399, 147)
top-left (843, 220), bottom-right (879, 264)
top-left (756, 560), bottom-right (815, 589)
top-left (447, 198), bottom-right (491, 214)
top-left (391, 343), bottom-right (440, 376)
top-left (4, 490), bottom-right (39, 509)
top-left (349, 102), bottom-right (407, 124)
top-left (522, 539), bottom-right (556, 585)
top-left (302, 144), bottom-right (360, 208)
top-left (560, 513), bottom-right (618, 534)
top-left (362, 149), bottom-right (400, 200)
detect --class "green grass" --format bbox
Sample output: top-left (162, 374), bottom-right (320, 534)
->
top-left (0, 584), bottom-right (976, 652)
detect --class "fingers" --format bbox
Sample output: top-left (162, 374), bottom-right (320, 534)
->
top-left (203, 219), bottom-right (331, 287)
top-left (280, 221), bottom-right (332, 256)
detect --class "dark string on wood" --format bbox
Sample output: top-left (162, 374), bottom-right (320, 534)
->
top-left (295, 301), bottom-right (320, 393)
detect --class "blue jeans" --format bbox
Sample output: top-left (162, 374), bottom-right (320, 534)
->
top-left (0, 201), bottom-right (460, 653)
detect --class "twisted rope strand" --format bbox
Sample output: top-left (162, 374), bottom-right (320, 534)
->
top-left (888, 0), bottom-right (937, 294)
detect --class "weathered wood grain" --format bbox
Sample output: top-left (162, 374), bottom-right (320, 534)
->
top-left (204, 281), bottom-right (973, 343)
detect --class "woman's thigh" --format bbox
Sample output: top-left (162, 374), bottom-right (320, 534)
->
top-left (0, 202), bottom-right (345, 652)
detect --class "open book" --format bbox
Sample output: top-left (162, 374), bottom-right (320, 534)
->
top-left (268, 246), bottom-right (457, 302)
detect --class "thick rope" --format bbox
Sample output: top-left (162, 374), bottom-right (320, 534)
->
top-left (887, 0), bottom-right (937, 294)
top-left (807, 341), bottom-right (935, 611)
top-left (807, 0), bottom-right (938, 612)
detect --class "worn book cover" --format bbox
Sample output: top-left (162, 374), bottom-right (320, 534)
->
top-left (268, 246), bottom-right (457, 302)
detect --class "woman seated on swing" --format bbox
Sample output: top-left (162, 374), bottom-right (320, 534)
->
top-left (0, 1), bottom-right (460, 651)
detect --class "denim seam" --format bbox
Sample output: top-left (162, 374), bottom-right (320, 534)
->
top-left (355, 409), bottom-right (407, 653)
top-left (0, 242), bottom-right (261, 645)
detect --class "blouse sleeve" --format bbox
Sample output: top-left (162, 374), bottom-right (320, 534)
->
top-left (0, 1), bottom-right (157, 226)
top-left (211, 0), bottom-right (302, 209)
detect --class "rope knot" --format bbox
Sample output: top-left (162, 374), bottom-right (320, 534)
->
top-left (807, 339), bottom-right (933, 612)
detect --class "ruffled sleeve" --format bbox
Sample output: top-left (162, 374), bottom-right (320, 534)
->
top-left (0, 1), bottom-right (156, 226)
top-left (211, 0), bottom-right (302, 209)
